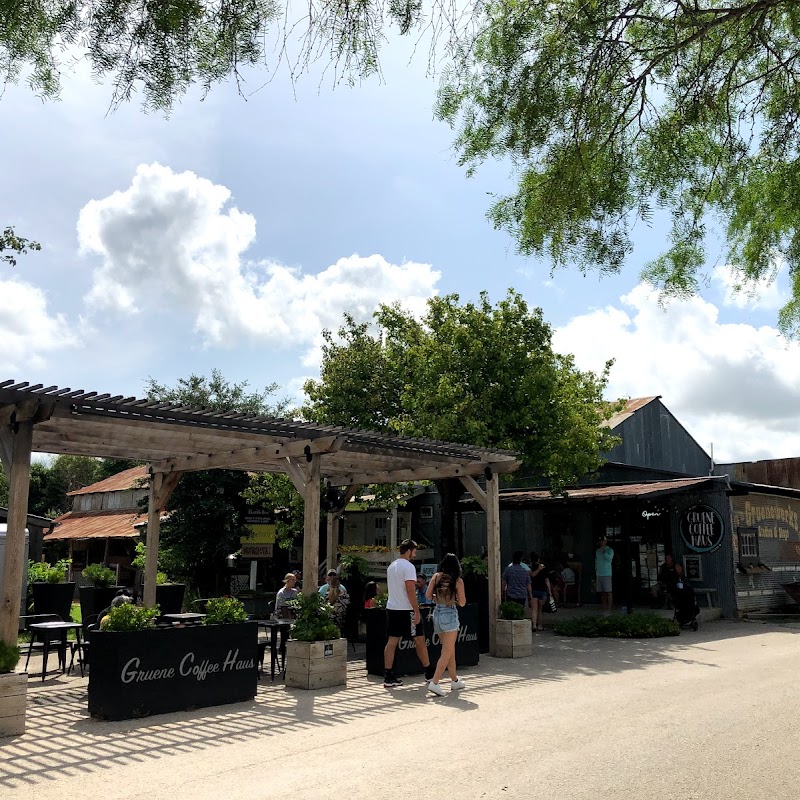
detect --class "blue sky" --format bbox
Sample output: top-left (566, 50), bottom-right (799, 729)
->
top-left (2, 37), bottom-right (799, 465)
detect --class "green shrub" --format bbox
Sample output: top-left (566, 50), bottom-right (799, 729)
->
top-left (101, 604), bottom-right (160, 631)
top-left (551, 612), bottom-right (680, 638)
top-left (288, 592), bottom-right (341, 642)
top-left (499, 600), bottom-right (526, 620)
top-left (82, 563), bottom-right (117, 587)
top-left (375, 591), bottom-right (388, 609)
top-left (461, 556), bottom-right (488, 578)
top-left (203, 597), bottom-right (248, 625)
top-left (133, 543), bottom-right (170, 584)
top-left (0, 642), bottom-right (21, 673)
top-left (339, 555), bottom-right (369, 581)
top-left (27, 558), bottom-right (70, 584)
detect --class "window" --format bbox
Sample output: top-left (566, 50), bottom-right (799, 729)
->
top-left (738, 526), bottom-right (759, 565)
top-left (374, 516), bottom-right (387, 547)
top-left (419, 506), bottom-right (434, 520)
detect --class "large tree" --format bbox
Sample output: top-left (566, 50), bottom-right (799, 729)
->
top-left (303, 290), bottom-right (621, 552)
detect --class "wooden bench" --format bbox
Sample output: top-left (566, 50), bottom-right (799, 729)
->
top-left (693, 587), bottom-right (717, 608)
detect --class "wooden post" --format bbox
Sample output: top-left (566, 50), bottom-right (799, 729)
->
top-left (389, 505), bottom-right (398, 552)
top-left (486, 472), bottom-right (501, 657)
top-left (326, 512), bottom-right (337, 574)
top-left (302, 455), bottom-right (321, 593)
top-left (0, 422), bottom-right (33, 647)
top-left (143, 473), bottom-right (163, 608)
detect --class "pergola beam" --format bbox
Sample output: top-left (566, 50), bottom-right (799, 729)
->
top-left (327, 460), bottom-right (521, 486)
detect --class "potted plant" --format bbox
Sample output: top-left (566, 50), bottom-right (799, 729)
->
top-left (132, 543), bottom-right (186, 613)
top-left (29, 558), bottom-right (76, 622)
top-left (496, 600), bottom-right (532, 658)
top-left (89, 598), bottom-right (258, 720)
top-left (0, 642), bottom-right (25, 737)
top-left (79, 563), bottom-right (124, 622)
top-left (284, 592), bottom-right (347, 690)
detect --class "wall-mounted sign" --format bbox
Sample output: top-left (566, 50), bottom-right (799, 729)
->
top-left (680, 504), bottom-right (724, 553)
top-left (641, 510), bottom-right (662, 520)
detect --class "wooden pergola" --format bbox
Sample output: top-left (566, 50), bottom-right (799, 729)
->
top-left (0, 380), bottom-right (520, 655)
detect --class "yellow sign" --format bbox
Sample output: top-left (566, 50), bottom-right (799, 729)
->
top-left (243, 523), bottom-right (276, 545)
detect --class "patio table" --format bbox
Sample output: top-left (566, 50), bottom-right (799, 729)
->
top-left (161, 612), bottom-right (206, 625)
top-left (25, 621), bottom-right (83, 681)
top-left (257, 620), bottom-right (292, 681)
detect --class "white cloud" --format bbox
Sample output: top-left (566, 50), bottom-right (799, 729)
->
top-left (0, 279), bottom-right (82, 374)
top-left (711, 262), bottom-right (787, 311)
top-left (553, 283), bottom-right (800, 463)
top-left (78, 164), bottom-right (441, 360)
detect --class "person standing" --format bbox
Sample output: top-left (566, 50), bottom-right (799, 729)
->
top-left (595, 536), bottom-right (614, 615)
top-left (383, 539), bottom-right (434, 688)
top-left (502, 550), bottom-right (533, 609)
top-left (425, 553), bottom-right (467, 696)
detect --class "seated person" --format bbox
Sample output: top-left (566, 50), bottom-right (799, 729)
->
top-left (319, 569), bottom-right (348, 599)
top-left (363, 581), bottom-right (380, 610)
top-left (652, 554), bottom-right (678, 604)
top-left (548, 566), bottom-right (567, 604)
top-left (275, 573), bottom-right (299, 618)
top-left (416, 573), bottom-right (432, 606)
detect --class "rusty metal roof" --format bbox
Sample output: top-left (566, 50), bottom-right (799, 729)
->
top-left (67, 465), bottom-right (148, 496)
top-left (604, 396), bottom-right (660, 430)
top-left (465, 476), bottom-right (730, 507)
top-left (0, 379), bottom-right (521, 485)
top-left (44, 509), bottom-right (146, 541)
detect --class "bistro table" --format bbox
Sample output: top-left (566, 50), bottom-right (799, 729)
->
top-left (161, 612), bottom-right (206, 625)
top-left (25, 621), bottom-right (83, 681)
top-left (257, 619), bottom-right (292, 680)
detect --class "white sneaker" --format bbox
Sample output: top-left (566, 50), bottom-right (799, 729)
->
top-left (428, 682), bottom-right (446, 697)
top-left (450, 679), bottom-right (465, 691)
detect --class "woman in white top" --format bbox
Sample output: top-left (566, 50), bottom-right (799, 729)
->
top-left (275, 573), bottom-right (299, 618)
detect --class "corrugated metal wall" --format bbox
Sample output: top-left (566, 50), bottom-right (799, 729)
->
top-left (604, 399), bottom-right (711, 476)
top-left (730, 493), bottom-right (800, 612)
top-left (668, 488), bottom-right (737, 617)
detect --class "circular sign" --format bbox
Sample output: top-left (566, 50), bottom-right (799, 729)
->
top-left (680, 504), bottom-right (724, 553)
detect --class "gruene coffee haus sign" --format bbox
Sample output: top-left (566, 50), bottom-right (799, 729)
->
top-left (680, 504), bottom-right (725, 554)
top-left (88, 622), bottom-right (258, 720)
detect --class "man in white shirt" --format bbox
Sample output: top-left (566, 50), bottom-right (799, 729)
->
top-left (383, 538), bottom-right (434, 688)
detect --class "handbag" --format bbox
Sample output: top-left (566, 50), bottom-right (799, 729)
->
top-left (548, 595), bottom-right (558, 613)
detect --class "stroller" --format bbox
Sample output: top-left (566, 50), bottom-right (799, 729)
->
top-left (671, 584), bottom-right (700, 631)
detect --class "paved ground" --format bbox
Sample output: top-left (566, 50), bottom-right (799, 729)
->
top-left (2, 619), bottom-right (799, 800)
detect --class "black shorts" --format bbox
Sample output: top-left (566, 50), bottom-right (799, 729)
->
top-left (387, 609), bottom-right (427, 639)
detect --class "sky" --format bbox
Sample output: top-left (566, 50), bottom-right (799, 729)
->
top-left (2, 34), bottom-right (800, 466)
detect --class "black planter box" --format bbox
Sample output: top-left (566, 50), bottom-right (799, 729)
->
top-left (32, 582), bottom-right (76, 622)
top-left (155, 583), bottom-right (186, 614)
top-left (79, 586), bottom-right (125, 622)
top-left (365, 605), bottom-right (480, 677)
top-left (88, 621), bottom-right (258, 720)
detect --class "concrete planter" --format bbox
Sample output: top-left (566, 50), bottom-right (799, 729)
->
top-left (285, 638), bottom-right (347, 690)
top-left (495, 618), bottom-right (532, 658)
top-left (0, 673), bottom-right (27, 737)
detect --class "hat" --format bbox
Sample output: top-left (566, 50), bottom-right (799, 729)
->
top-left (327, 569), bottom-right (337, 577)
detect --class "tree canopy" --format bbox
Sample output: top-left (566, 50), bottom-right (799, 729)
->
top-left (303, 290), bottom-right (621, 549)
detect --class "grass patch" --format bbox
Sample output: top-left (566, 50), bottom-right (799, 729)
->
top-left (551, 612), bottom-right (680, 638)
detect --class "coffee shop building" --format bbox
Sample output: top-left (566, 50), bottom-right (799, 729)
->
top-left (461, 397), bottom-right (800, 617)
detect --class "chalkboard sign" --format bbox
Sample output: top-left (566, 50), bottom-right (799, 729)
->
top-left (684, 555), bottom-right (702, 582)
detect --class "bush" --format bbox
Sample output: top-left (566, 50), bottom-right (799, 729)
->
top-left (551, 612), bottom-right (680, 638)
top-left (0, 642), bottom-right (21, 673)
top-left (461, 556), bottom-right (488, 579)
top-left (82, 563), bottom-right (117, 587)
top-left (339, 555), bottom-right (369, 581)
top-left (101, 604), bottom-right (160, 632)
top-left (203, 597), bottom-right (248, 625)
top-left (499, 601), bottom-right (526, 620)
top-left (288, 592), bottom-right (341, 642)
top-left (27, 558), bottom-right (70, 584)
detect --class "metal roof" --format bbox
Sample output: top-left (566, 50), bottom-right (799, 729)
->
top-left (44, 509), bottom-right (147, 541)
top-left (67, 465), bottom-right (148, 496)
top-left (0, 379), bottom-right (521, 485)
top-left (462, 476), bottom-right (730, 507)
top-left (604, 396), bottom-right (660, 430)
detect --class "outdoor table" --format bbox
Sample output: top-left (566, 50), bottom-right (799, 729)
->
top-left (257, 620), bottom-right (292, 680)
top-left (26, 621), bottom-right (83, 681)
top-left (161, 612), bottom-right (206, 625)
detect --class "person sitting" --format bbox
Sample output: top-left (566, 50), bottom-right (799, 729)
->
top-left (560, 564), bottom-right (576, 603)
top-left (416, 573), bottom-right (431, 606)
top-left (363, 581), bottom-right (380, 610)
top-left (652, 554), bottom-right (678, 606)
top-left (319, 569), bottom-right (348, 599)
top-left (275, 573), bottom-right (299, 619)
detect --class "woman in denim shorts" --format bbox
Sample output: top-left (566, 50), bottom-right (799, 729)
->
top-left (424, 553), bottom-right (467, 697)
